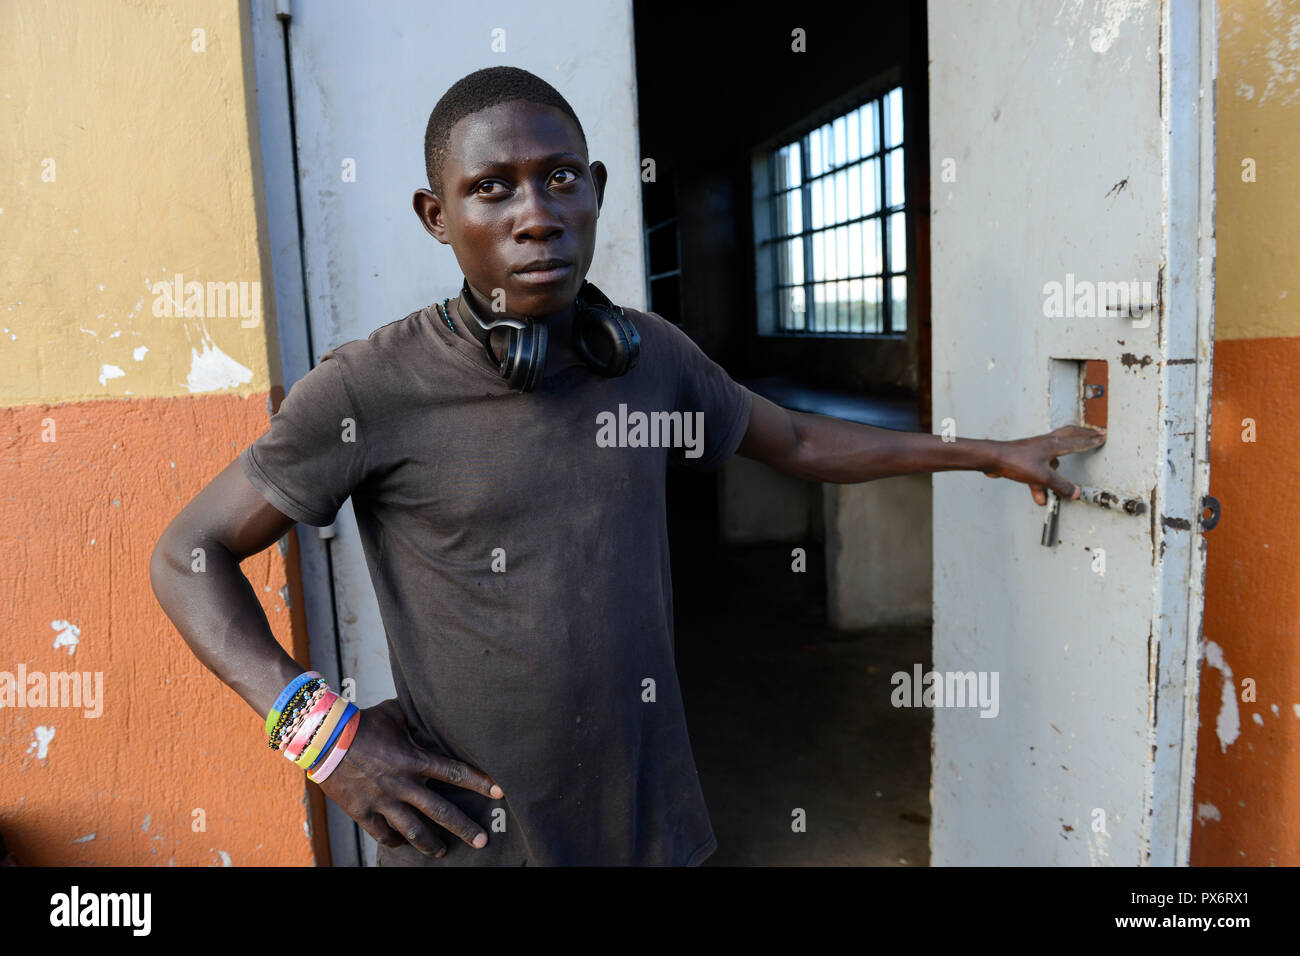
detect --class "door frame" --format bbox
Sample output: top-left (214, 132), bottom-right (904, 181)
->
top-left (247, 0), bottom-right (360, 868)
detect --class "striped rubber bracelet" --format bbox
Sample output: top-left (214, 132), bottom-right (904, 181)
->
top-left (284, 691), bottom-right (337, 762)
top-left (308, 712), bottom-right (360, 784)
top-left (306, 700), bottom-right (358, 772)
top-left (297, 697), bottom-right (352, 771)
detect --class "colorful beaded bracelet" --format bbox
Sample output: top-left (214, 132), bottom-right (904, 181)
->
top-left (268, 678), bottom-right (326, 749)
top-left (264, 671), bottom-right (321, 737)
top-left (273, 682), bottom-right (328, 750)
top-left (285, 692), bottom-right (338, 762)
top-left (264, 674), bottom-right (359, 783)
top-left (271, 676), bottom-right (324, 733)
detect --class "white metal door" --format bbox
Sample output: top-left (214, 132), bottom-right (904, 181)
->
top-left (253, 0), bottom-right (647, 864)
top-left (928, 0), bottom-right (1215, 864)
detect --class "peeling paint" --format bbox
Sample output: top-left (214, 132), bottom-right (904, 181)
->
top-left (1203, 641), bottom-right (1240, 752)
top-left (185, 338), bottom-right (253, 393)
top-left (1088, 0), bottom-right (1143, 54)
top-left (1120, 352), bottom-right (1154, 370)
top-left (51, 619), bottom-right (80, 655)
top-left (26, 725), bottom-right (55, 759)
top-left (97, 364), bottom-right (126, 386)
top-left (1195, 802), bottom-right (1222, 825)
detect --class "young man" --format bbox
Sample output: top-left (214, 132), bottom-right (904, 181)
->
top-left (150, 66), bottom-right (1103, 866)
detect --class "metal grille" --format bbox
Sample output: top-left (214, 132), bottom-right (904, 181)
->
top-left (762, 87), bottom-right (907, 334)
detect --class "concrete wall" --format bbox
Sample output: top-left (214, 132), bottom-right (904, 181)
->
top-left (824, 476), bottom-right (932, 629)
top-left (1190, 0), bottom-right (1300, 866)
top-left (0, 0), bottom-right (319, 865)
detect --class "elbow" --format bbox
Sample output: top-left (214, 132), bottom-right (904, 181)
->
top-left (784, 423), bottom-right (823, 484)
top-left (148, 534), bottom-right (173, 600)
top-left (148, 519), bottom-right (187, 597)
top-left (780, 418), bottom-right (821, 481)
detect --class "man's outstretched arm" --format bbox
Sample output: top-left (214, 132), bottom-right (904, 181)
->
top-left (734, 392), bottom-right (1106, 505)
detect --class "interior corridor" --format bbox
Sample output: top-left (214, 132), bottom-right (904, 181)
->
top-left (674, 539), bottom-right (932, 866)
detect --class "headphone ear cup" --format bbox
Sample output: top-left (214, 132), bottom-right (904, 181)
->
top-left (503, 321), bottom-right (547, 392)
top-left (573, 306), bottom-right (641, 377)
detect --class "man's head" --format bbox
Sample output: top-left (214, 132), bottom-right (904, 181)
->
top-left (414, 66), bottom-right (607, 320)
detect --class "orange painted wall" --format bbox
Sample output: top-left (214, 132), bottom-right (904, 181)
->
top-left (1189, 0), bottom-right (1300, 866)
top-left (0, 394), bottom-right (323, 865)
top-left (1191, 339), bottom-right (1300, 865)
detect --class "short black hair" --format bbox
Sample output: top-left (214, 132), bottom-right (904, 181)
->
top-left (423, 66), bottom-right (587, 196)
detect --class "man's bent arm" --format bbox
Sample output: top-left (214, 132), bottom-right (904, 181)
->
top-left (148, 458), bottom-right (305, 719)
top-left (735, 392), bottom-right (1105, 503)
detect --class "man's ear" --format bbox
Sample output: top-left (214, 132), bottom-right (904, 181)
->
top-left (413, 188), bottom-right (450, 243)
top-left (589, 161), bottom-right (608, 214)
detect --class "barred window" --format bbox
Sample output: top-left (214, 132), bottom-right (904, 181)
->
top-left (756, 86), bottom-right (906, 335)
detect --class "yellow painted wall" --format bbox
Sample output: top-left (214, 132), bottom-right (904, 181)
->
top-left (0, 0), bottom-right (318, 865)
top-left (1, 0), bottom-right (279, 403)
top-left (1214, 0), bottom-right (1300, 341)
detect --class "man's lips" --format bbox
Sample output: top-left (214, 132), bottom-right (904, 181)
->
top-left (513, 259), bottom-right (573, 285)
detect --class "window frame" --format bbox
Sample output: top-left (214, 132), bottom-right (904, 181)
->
top-left (751, 67), bottom-right (908, 339)
top-left (643, 169), bottom-right (684, 325)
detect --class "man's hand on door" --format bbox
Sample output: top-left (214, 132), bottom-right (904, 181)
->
top-left (982, 424), bottom-right (1107, 506)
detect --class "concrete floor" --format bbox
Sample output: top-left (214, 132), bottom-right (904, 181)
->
top-left (674, 542), bottom-right (933, 866)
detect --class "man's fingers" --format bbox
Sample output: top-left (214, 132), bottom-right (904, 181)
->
top-left (359, 811), bottom-right (415, 851)
top-left (1053, 424), bottom-right (1107, 455)
top-left (1045, 470), bottom-right (1079, 500)
top-left (397, 785), bottom-right (489, 849)
top-left (413, 749), bottom-right (504, 799)
top-left (380, 802), bottom-right (452, 857)
top-left (1029, 483), bottom-right (1046, 506)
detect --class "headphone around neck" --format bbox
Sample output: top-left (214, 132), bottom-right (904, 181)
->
top-left (453, 278), bottom-right (641, 392)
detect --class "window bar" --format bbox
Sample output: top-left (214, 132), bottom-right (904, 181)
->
top-left (800, 134), bottom-right (816, 333)
top-left (878, 93), bottom-right (892, 334)
top-left (768, 150), bottom-right (782, 331)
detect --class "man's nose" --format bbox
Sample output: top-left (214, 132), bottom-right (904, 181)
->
top-left (512, 183), bottom-right (565, 243)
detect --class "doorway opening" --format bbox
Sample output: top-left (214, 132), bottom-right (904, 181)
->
top-left (633, 1), bottom-right (933, 864)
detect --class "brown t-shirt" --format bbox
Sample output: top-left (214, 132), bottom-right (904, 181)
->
top-left (239, 297), bottom-right (754, 866)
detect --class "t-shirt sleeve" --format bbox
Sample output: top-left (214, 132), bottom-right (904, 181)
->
top-left (238, 353), bottom-right (369, 526)
top-left (661, 318), bottom-right (755, 472)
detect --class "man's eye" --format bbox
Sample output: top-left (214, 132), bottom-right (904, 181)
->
top-left (476, 180), bottom-right (506, 195)
top-left (551, 168), bottom-right (578, 185)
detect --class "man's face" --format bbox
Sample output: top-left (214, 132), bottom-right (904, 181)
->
top-left (416, 99), bottom-right (606, 318)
